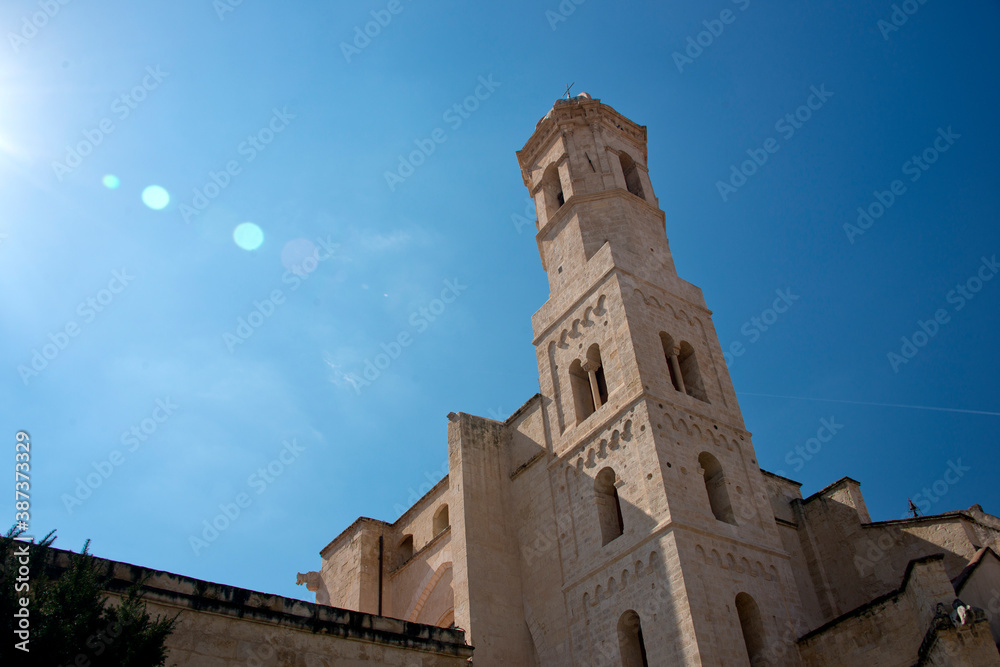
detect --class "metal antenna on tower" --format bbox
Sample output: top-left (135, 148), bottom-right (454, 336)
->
top-left (563, 82), bottom-right (575, 99)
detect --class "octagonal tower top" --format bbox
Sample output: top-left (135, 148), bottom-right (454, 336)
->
top-left (515, 95), bottom-right (655, 234)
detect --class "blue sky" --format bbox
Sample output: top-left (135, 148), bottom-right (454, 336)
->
top-left (2, 0), bottom-right (998, 603)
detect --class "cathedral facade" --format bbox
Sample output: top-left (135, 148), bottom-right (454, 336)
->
top-left (299, 95), bottom-right (1000, 666)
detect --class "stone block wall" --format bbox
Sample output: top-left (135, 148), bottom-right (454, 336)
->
top-left (46, 548), bottom-right (473, 667)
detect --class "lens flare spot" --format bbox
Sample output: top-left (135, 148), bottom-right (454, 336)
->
top-left (141, 185), bottom-right (170, 210)
top-left (102, 174), bottom-right (120, 189)
top-left (234, 222), bottom-right (264, 251)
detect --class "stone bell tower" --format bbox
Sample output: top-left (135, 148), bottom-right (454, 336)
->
top-left (513, 93), bottom-right (806, 665)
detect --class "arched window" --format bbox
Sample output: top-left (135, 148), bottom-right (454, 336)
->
top-left (595, 467), bottom-right (624, 545)
top-left (397, 534), bottom-right (414, 567)
top-left (618, 153), bottom-right (645, 200)
top-left (541, 164), bottom-right (565, 219)
top-left (735, 593), bottom-right (766, 665)
top-left (660, 333), bottom-right (709, 403)
top-left (570, 344), bottom-right (610, 424)
top-left (433, 504), bottom-right (450, 535)
top-left (660, 333), bottom-right (682, 393)
top-left (699, 452), bottom-right (736, 524)
top-left (617, 610), bottom-right (649, 667)
top-left (570, 359), bottom-right (596, 422)
top-left (587, 344), bottom-right (609, 406)
top-left (678, 342), bottom-right (708, 402)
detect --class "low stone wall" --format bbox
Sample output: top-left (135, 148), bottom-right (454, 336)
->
top-left (47, 548), bottom-right (473, 666)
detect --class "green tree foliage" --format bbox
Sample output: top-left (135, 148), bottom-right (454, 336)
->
top-left (1, 527), bottom-right (177, 666)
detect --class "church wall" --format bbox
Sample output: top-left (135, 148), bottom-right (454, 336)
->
top-left (388, 477), bottom-right (450, 563)
top-left (568, 532), bottom-right (701, 665)
top-left (618, 273), bottom-right (743, 431)
top-left (315, 475), bottom-right (454, 623)
top-left (920, 621), bottom-right (1000, 666)
top-left (761, 472), bottom-right (803, 523)
top-left (319, 518), bottom-right (383, 613)
top-left (385, 528), bottom-right (452, 624)
top-left (506, 398), bottom-right (573, 664)
top-left (797, 486), bottom-right (994, 620)
top-left (774, 522), bottom-right (827, 632)
top-left (537, 208), bottom-right (592, 296)
top-left (758, 471), bottom-right (828, 631)
top-left (678, 528), bottom-right (805, 666)
top-left (558, 401), bottom-right (663, 586)
top-left (537, 273), bottom-right (645, 460)
top-left (447, 412), bottom-right (536, 665)
top-left (650, 408), bottom-right (783, 551)
top-left (382, 479), bottom-right (453, 623)
top-left (797, 556), bottom-right (967, 667)
top-left (966, 505), bottom-right (1000, 540)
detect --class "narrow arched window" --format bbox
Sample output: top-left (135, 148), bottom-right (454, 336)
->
top-left (661, 334), bottom-right (709, 403)
top-left (397, 535), bottom-right (414, 567)
top-left (570, 359), bottom-right (596, 423)
top-left (570, 344), bottom-right (610, 424)
top-left (699, 452), bottom-right (736, 524)
top-left (433, 505), bottom-right (449, 535)
top-left (617, 610), bottom-right (649, 667)
top-left (541, 164), bottom-right (564, 218)
top-left (678, 342), bottom-right (708, 402)
top-left (586, 344), bottom-right (609, 406)
top-left (660, 333), bottom-right (683, 393)
top-left (618, 153), bottom-right (645, 200)
top-left (735, 593), bottom-right (766, 664)
top-left (595, 467), bottom-right (624, 545)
